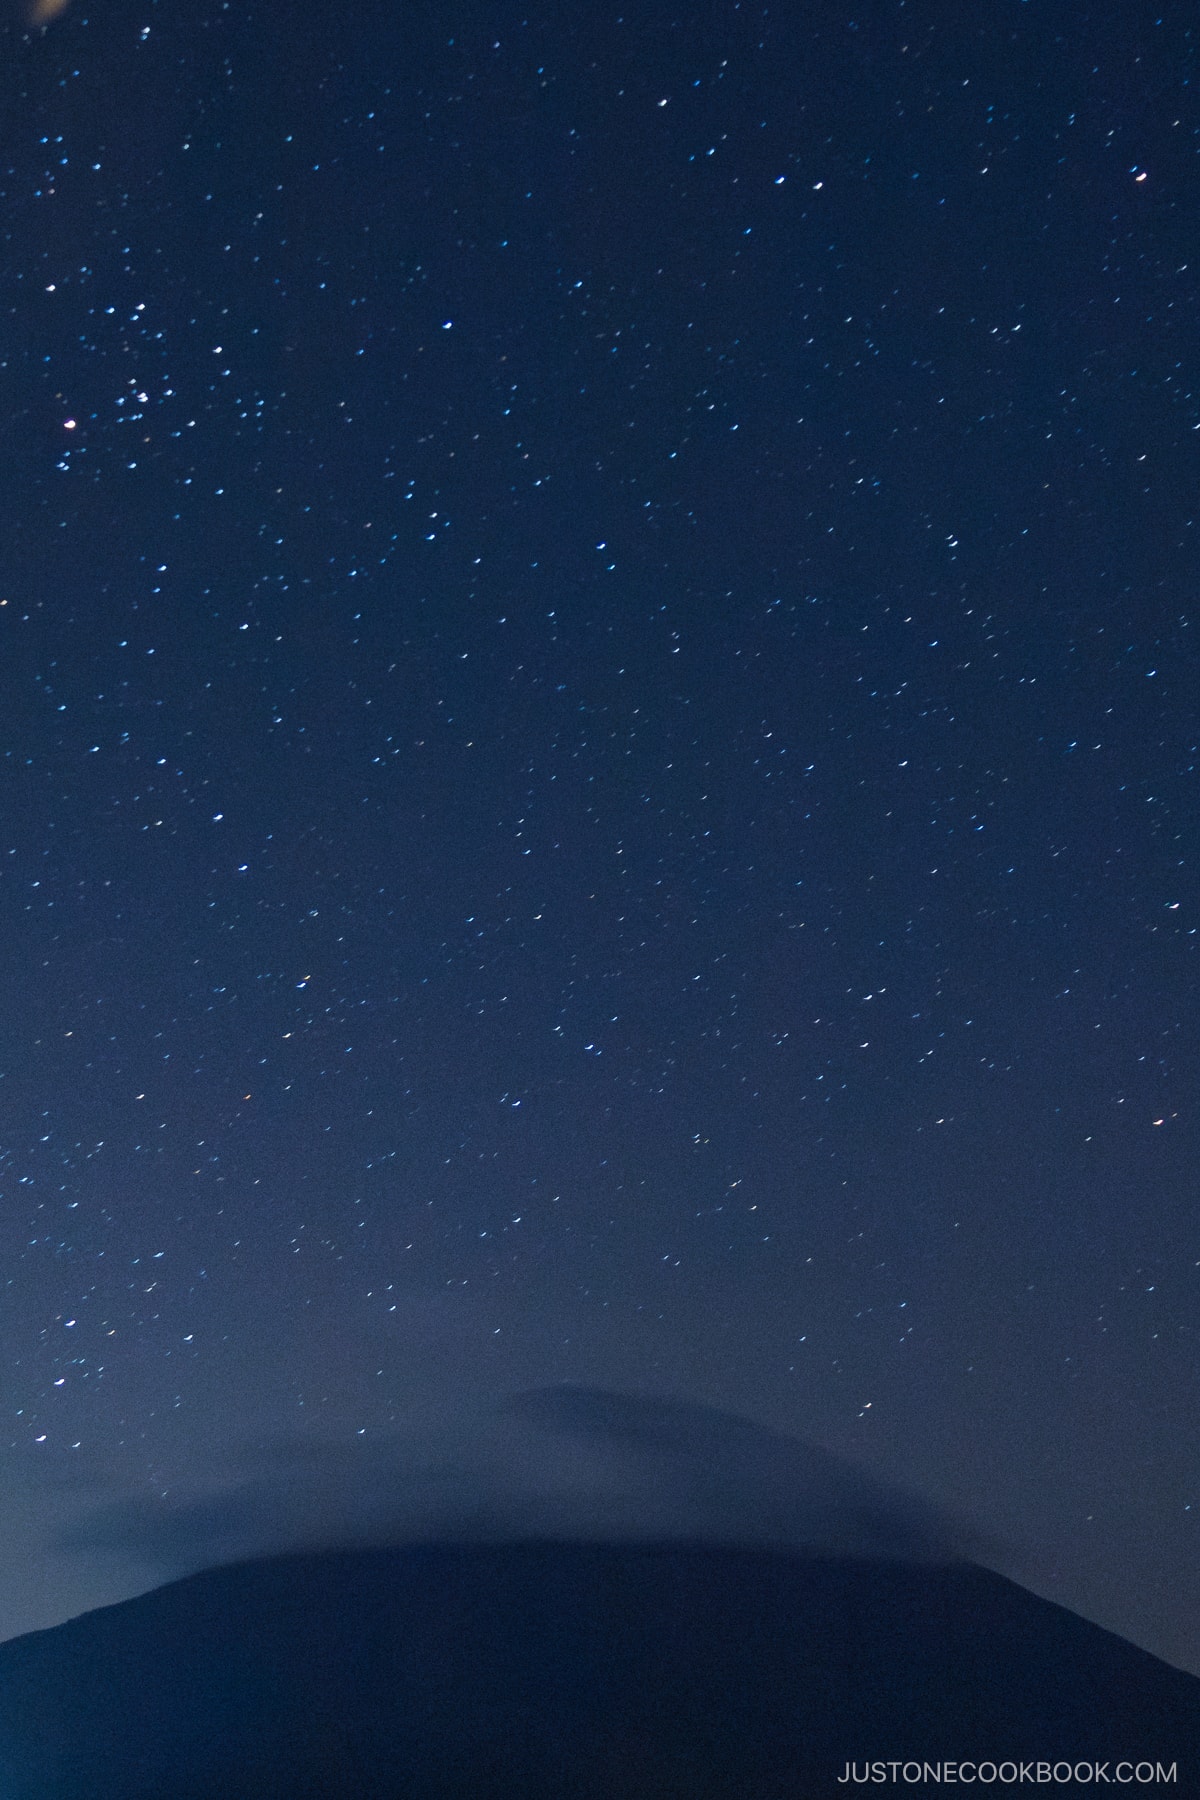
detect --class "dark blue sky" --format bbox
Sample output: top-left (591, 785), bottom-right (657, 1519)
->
top-left (0, 0), bottom-right (1196, 1673)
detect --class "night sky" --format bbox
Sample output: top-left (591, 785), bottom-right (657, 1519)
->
top-left (1, 0), bottom-right (1197, 1677)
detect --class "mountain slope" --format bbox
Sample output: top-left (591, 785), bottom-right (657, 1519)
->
top-left (1, 1540), bottom-right (1195, 1799)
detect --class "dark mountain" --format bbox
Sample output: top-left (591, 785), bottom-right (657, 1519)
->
top-left (0, 1540), bottom-right (1195, 1799)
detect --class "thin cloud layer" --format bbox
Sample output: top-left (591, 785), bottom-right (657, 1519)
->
top-left (57, 1385), bottom-right (981, 1578)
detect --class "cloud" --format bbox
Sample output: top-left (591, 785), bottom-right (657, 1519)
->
top-left (57, 1384), bottom-right (980, 1578)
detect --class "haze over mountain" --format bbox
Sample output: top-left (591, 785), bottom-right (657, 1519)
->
top-left (56, 1385), bottom-right (982, 1578)
top-left (3, 1388), bottom-right (1191, 1798)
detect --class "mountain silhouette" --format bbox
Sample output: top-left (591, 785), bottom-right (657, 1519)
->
top-left (1, 1538), bottom-right (1196, 1799)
